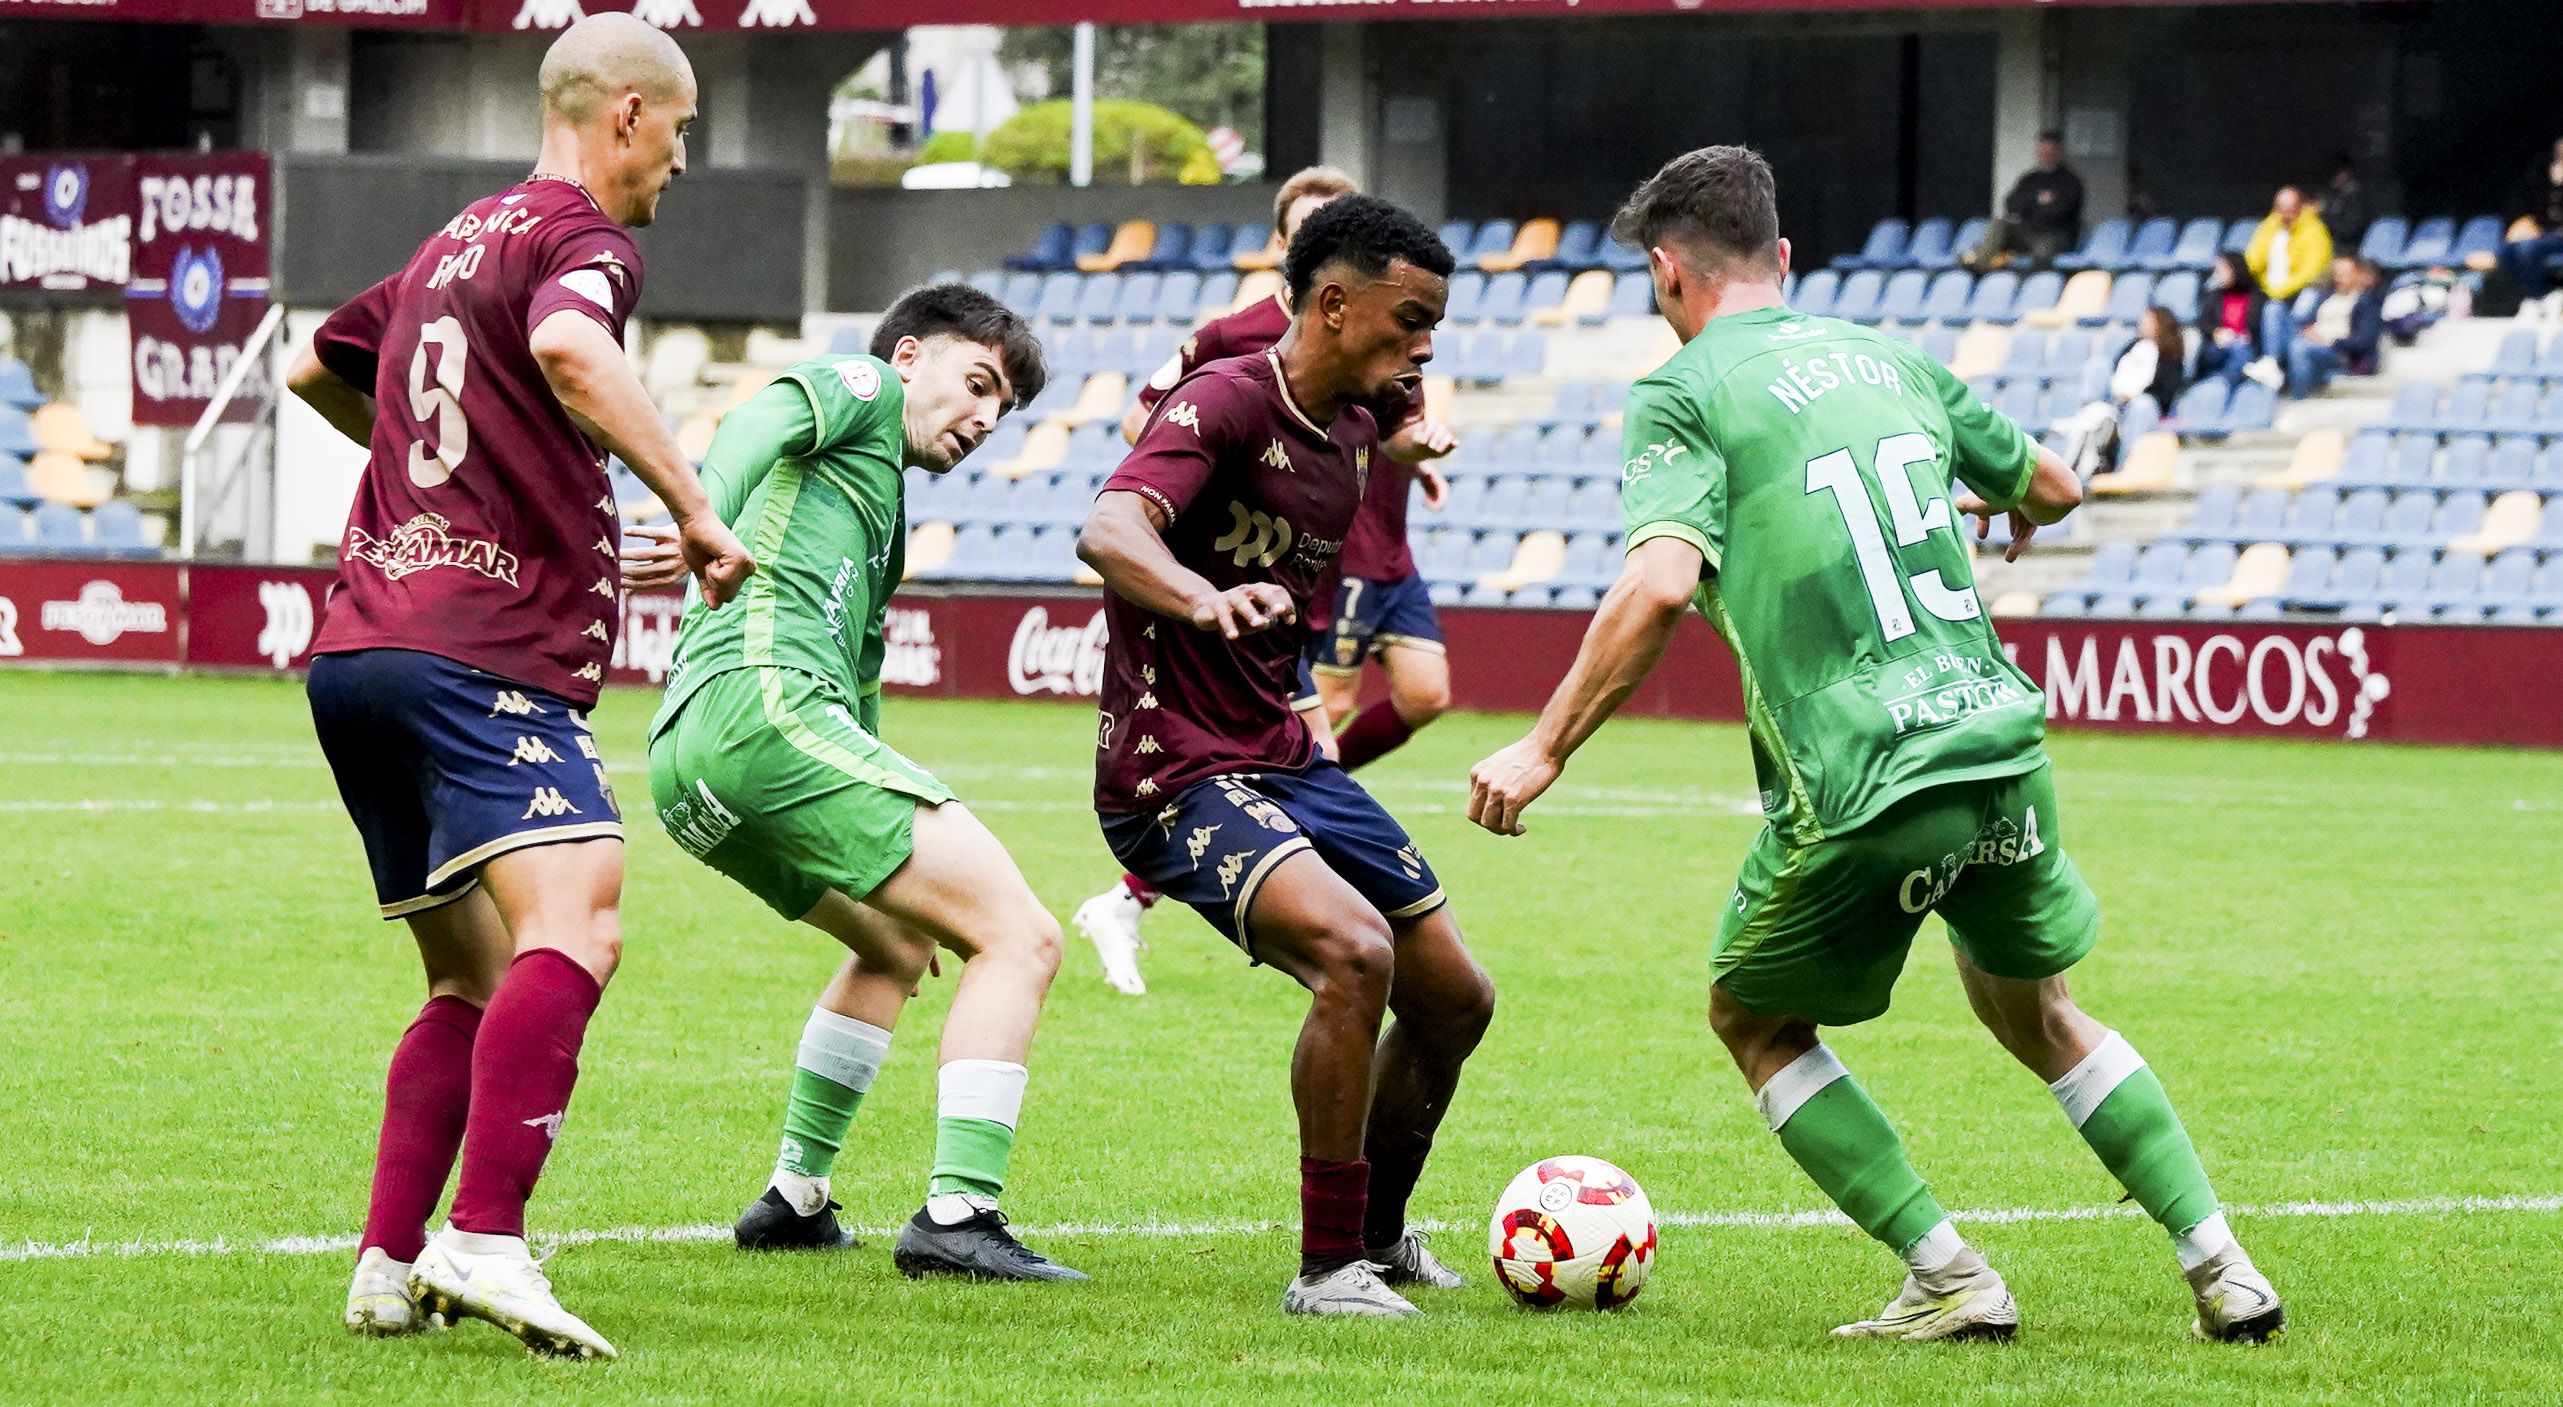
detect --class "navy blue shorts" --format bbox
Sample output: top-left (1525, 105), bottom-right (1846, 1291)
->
top-left (1308, 573), bottom-right (1444, 677)
top-left (308, 648), bottom-right (623, 918)
top-left (1099, 761), bottom-right (1445, 959)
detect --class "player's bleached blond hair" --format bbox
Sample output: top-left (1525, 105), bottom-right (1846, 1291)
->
top-left (539, 13), bottom-right (694, 126)
top-left (1273, 166), bottom-right (1359, 237)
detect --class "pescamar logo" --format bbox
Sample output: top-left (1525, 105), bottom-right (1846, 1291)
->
top-left (345, 512), bottom-right (522, 587)
top-left (40, 581), bottom-right (169, 646)
top-left (2030, 626), bottom-right (2392, 740)
top-left (1007, 606), bottom-right (1109, 697)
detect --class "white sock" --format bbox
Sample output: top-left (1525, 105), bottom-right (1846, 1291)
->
top-left (772, 1169), bottom-right (830, 1217)
top-left (1901, 1218), bottom-right (1966, 1274)
top-left (925, 1191), bottom-right (1000, 1226)
top-left (2173, 1211), bottom-right (2238, 1272)
top-left (438, 1227), bottom-right (527, 1259)
top-left (938, 1058), bottom-right (1028, 1130)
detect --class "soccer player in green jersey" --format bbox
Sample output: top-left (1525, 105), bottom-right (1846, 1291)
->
top-left (634, 286), bottom-right (1084, 1281)
top-left (1466, 148), bottom-right (2283, 1344)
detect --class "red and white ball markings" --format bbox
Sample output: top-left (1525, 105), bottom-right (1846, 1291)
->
top-left (1488, 1155), bottom-right (1658, 1310)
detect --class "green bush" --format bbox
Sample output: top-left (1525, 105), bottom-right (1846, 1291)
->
top-left (918, 130), bottom-right (980, 166)
top-left (981, 99), bottom-right (1212, 185)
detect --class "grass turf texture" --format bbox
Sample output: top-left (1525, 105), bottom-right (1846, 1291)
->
top-left (4, 669), bottom-right (2560, 1405)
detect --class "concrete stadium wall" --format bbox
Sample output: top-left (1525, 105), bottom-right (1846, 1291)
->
top-left (827, 183), bottom-right (1284, 313)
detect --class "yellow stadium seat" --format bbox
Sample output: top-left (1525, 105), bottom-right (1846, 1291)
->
top-left (32, 402), bottom-right (111, 459)
top-left (997, 420), bottom-right (1070, 479)
top-left (2028, 271), bottom-right (2111, 329)
top-left (1989, 589), bottom-right (2043, 618)
top-left (1078, 220), bottom-right (1156, 274)
top-left (2260, 428), bottom-right (2347, 490)
top-left (1232, 269), bottom-right (1284, 313)
top-left (903, 520), bottom-right (955, 580)
top-left (2194, 541), bottom-right (2292, 607)
top-left (1946, 324), bottom-right (2011, 381)
top-left (1538, 270), bottom-right (1615, 327)
top-left (1420, 374), bottom-right (1456, 425)
top-left (2089, 430), bottom-right (2180, 495)
top-left (675, 412), bottom-right (720, 464)
top-left (1481, 218), bottom-right (1559, 274)
top-left (1050, 372), bottom-right (1130, 429)
top-left (29, 450), bottom-right (109, 509)
top-left (1478, 530), bottom-right (1567, 595)
top-left (2454, 489), bottom-right (2543, 556)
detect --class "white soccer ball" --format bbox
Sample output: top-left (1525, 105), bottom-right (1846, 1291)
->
top-left (1487, 1155), bottom-right (1658, 1309)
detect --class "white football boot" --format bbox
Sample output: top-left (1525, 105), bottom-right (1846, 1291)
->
top-left (1833, 1247), bottom-right (2020, 1342)
top-left (1071, 882), bottom-right (1148, 996)
top-left (344, 1247), bottom-right (428, 1336)
top-left (408, 1228), bottom-right (616, 1360)
top-left (2187, 1246), bottom-right (2285, 1343)
top-left (1281, 1260), bottom-right (1423, 1318)
top-left (1365, 1230), bottom-right (1466, 1289)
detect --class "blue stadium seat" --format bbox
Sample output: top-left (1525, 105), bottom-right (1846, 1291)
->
top-left (2379, 382), bottom-right (2440, 435)
top-left (1467, 220), bottom-right (1518, 267)
top-left (1840, 219), bottom-right (1909, 271)
top-left (1875, 270), bottom-right (1930, 324)
top-left (996, 272), bottom-right (1042, 315)
top-left (2274, 486), bottom-right (2341, 546)
top-left (2272, 545), bottom-right (2336, 604)
top-left (1006, 222), bottom-right (1074, 272)
top-left (1070, 223), bottom-right (1113, 267)
top-left (0, 507), bottom-right (29, 553)
top-left (1112, 271), bottom-right (1161, 324)
top-left (2397, 217), bottom-right (2456, 269)
top-left (2369, 490), bottom-right (2440, 547)
top-left (2476, 328), bottom-right (2541, 384)
top-left (0, 358), bottom-right (42, 411)
top-left (2224, 381), bottom-right (2278, 433)
top-left (2485, 382), bottom-right (2539, 437)
top-left (2221, 217), bottom-right (2258, 255)
top-left (1602, 270), bottom-right (1652, 321)
top-left (1831, 270), bottom-right (1887, 324)
top-left (965, 270), bottom-right (1006, 301)
top-left (1033, 273), bottom-right (1081, 324)
top-left (1599, 233), bottom-right (1648, 274)
top-left (2002, 270), bottom-right (2062, 326)
top-left (2439, 436), bottom-right (2493, 487)
top-left (1939, 219), bottom-right (1990, 271)
top-left (0, 405), bottom-right (41, 459)
top-left (0, 458), bottom-right (33, 508)
top-left (32, 501), bottom-right (89, 552)
top-left (2293, 545), bottom-right (2383, 610)
top-left (1544, 219), bottom-right (1604, 272)
top-left (1503, 329), bottom-right (1549, 380)
top-left (2479, 547), bottom-right (2541, 611)
top-left (2001, 328), bottom-right (2050, 378)
top-left (2118, 393), bottom-right (2162, 442)
top-left (1154, 271), bottom-right (1201, 324)
top-left (1074, 273), bottom-right (1123, 324)
top-left (2166, 217), bottom-right (2225, 271)
top-left (2092, 270), bottom-right (2153, 326)
top-left (2486, 437), bottom-right (2540, 491)
top-left (1915, 325), bottom-right (1959, 365)
top-left (1532, 381), bottom-right (1593, 433)
top-left (1482, 272), bottom-right (1531, 325)
top-left (1565, 480), bottom-right (1620, 533)
top-left (2057, 218), bottom-right (2131, 272)
top-left (1184, 223), bottom-right (1234, 271)
top-left (1221, 223), bottom-right (1270, 270)
top-left (2453, 215), bottom-right (2506, 265)
top-left (90, 500), bottom-right (148, 555)
top-left (2152, 270), bottom-right (2201, 324)
top-left (1921, 270), bottom-right (1974, 325)
top-left (2183, 484), bottom-right (2244, 541)
top-left (1962, 270), bottom-right (2019, 324)
top-left (2358, 217), bottom-right (2409, 269)
top-left (1483, 425), bottom-right (1542, 475)
top-left (1195, 271), bottom-right (1239, 318)
top-left (2434, 491), bottom-right (2489, 543)
top-left (1995, 380), bottom-right (2044, 431)
top-left (2123, 218), bottom-right (2179, 270)
top-left (1138, 222), bottom-right (1189, 271)
top-left (1901, 219), bottom-right (1955, 272)
top-left (1523, 270), bottom-right (1571, 321)
top-left (2170, 379), bottom-right (2229, 436)
top-left (1445, 271), bottom-right (1489, 324)
top-left (1791, 269), bottom-right (1840, 319)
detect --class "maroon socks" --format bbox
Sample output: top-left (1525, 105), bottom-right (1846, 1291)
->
top-left (1120, 873), bottom-right (1160, 908)
top-left (1333, 702), bottom-right (1416, 772)
top-left (446, 948), bottom-right (603, 1239)
top-left (361, 994), bottom-right (482, 1262)
top-left (1300, 1156), bottom-right (1371, 1276)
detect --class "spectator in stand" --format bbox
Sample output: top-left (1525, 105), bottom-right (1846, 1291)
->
top-left (2319, 152), bottom-right (2372, 255)
top-left (2495, 136), bottom-right (2563, 320)
top-left (2193, 252), bottom-right (2266, 386)
top-left (1962, 131), bottom-right (2085, 271)
top-left (2244, 185), bottom-right (2333, 305)
top-left (2247, 255), bottom-right (2383, 396)
top-left (2065, 305), bottom-right (2188, 480)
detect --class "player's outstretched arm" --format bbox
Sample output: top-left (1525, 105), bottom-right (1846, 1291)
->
top-left (1383, 417), bottom-right (1458, 466)
top-left (530, 309), bottom-right (754, 607)
top-left (1078, 490), bottom-right (1295, 641)
top-left (1955, 442), bottom-right (2083, 564)
top-left (286, 345), bottom-right (376, 448)
top-left (1467, 535), bottom-right (1701, 836)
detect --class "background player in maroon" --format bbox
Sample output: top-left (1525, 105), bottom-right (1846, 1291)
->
top-left (283, 14), bottom-right (747, 1361)
top-left (1078, 197), bottom-right (1494, 1318)
top-left (1075, 166), bottom-right (1459, 996)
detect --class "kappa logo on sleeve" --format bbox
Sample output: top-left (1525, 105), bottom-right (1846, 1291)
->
top-left (1162, 401), bottom-right (1202, 433)
top-left (835, 360), bottom-right (881, 401)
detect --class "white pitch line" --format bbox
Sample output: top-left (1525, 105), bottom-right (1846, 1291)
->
top-left (9, 1193), bottom-right (2560, 1266)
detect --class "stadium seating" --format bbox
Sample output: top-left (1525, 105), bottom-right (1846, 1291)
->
top-left (0, 357), bottom-right (42, 410)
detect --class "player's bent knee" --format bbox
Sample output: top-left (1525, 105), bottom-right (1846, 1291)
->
top-left (1310, 923), bottom-right (1396, 1006)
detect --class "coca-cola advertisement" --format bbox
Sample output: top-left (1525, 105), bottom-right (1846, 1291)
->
top-left (0, 155), bottom-right (137, 294)
top-left (126, 153), bottom-right (273, 429)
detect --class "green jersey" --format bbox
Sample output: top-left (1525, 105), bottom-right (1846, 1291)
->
top-left (652, 354), bottom-right (909, 738)
top-left (1619, 306), bottom-right (2046, 844)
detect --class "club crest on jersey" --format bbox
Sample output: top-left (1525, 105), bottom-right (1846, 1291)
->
top-left (834, 359), bottom-right (881, 401)
top-left (1261, 439), bottom-right (1294, 474)
top-left (345, 513), bottom-right (521, 587)
top-left (1161, 400), bottom-right (1202, 434)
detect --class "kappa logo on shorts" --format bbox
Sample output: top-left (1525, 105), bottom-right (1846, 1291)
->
top-left (507, 735), bottom-right (562, 766)
top-left (490, 690), bottom-right (548, 717)
top-left (523, 787), bottom-right (582, 820)
top-left (1136, 735), bottom-right (1162, 755)
top-left (1185, 824), bottom-right (1221, 862)
top-left (583, 620), bottom-right (608, 641)
top-left (1214, 850), bottom-right (1253, 898)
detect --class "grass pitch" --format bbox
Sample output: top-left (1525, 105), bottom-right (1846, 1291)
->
top-left (4, 669), bottom-right (2560, 1405)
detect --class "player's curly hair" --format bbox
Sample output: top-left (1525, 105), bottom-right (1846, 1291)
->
top-left (1282, 194), bottom-right (1455, 311)
top-left (872, 283), bottom-right (1047, 410)
top-left (1611, 145), bottom-right (1783, 277)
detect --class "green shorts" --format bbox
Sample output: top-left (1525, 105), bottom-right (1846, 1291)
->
top-left (1712, 762), bottom-right (2100, 1028)
top-left (648, 667), bottom-right (954, 919)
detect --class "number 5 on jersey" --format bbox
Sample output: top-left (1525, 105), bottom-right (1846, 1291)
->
top-left (1804, 432), bottom-right (1980, 643)
top-left (408, 316), bottom-right (470, 488)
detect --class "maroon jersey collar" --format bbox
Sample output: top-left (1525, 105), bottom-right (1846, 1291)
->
top-left (1265, 350), bottom-right (1333, 441)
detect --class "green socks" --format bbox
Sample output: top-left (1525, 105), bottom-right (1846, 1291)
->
top-left (775, 1007), bottom-right (889, 1184)
top-left (1757, 1046), bottom-right (1952, 1258)
top-left (927, 1059), bottom-right (1028, 1209)
top-left (2049, 1031), bottom-right (2226, 1261)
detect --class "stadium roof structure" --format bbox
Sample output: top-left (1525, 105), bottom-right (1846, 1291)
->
top-left (2, 0), bottom-right (2386, 36)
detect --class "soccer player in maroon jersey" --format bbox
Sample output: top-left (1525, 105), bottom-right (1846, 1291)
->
top-left (282, 15), bottom-right (747, 1361)
top-left (1079, 196), bottom-right (1494, 1318)
top-left (1074, 167), bottom-right (1460, 996)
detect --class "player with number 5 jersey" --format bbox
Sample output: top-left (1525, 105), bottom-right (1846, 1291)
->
top-left (285, 15), bottom-right (751, 1363)
top-left (1470, 146), bottom-right (2282, 1347)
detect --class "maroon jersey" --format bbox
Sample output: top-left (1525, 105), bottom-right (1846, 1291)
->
top-left (307, 177), bottom-right (646, 706)
top-left (1094, 350), bottom-right (1375, 813)
top-left (1138, 292), bottom-right (1425, 587)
